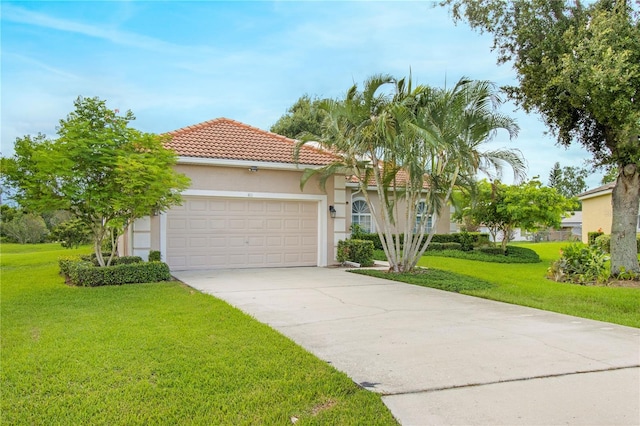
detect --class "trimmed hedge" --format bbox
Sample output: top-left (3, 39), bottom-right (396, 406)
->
top-left (593, 234), bottom-right (640, 254)
top-left (356, 232), bottom-right (489, 250)
top-left (80, 253), bottom-right (143, 266)
top-left (337, 239), bottom-right (375, 267)
top-left (426, 242), bottom-right (462, 251)
top-left (149, 250), bottom-right (162, 262)
top-left (59, 257), bottom-right (171, 287)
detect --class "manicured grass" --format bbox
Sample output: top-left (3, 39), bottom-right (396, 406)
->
top-left (418, 242), bottom-right (640, 328)
top-left (422, 245), bottom-right (541, 263)
top-left (353, 268), bottom-right (494, 293)
top-left (1, 244), bottom-right (398, 425)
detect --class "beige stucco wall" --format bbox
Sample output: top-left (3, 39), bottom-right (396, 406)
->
top-left (134, 163), bottom-right (343, 264)
top-left (581, 193), bottom-right (612, 243)
top-left (345, 188), bottom-right (452, 235)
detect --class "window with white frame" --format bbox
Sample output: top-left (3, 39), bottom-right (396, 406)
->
top-left (414, 201), bottom-right (433, 233)
top-left (352, 199), bottom-right (373, 233)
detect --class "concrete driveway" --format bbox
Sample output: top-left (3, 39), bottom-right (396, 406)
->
top-left (173, 267), bottom-right (640, 425)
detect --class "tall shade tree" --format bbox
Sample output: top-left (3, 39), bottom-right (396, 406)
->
top-left (547, 162), bottom-right (588, 199)
top-left (1, 96), bottom-right (190, 266)
top-left (443, 0), bottom-right (640, 274)
top-left (270, 95), bottom-right (326, 139)
top-left (297, 75), bottom-right (525, 272)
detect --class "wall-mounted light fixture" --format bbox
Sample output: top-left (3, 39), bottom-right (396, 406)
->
top-left (329, 205), bottom-right (337, 218)
top-left (249, 166), bottom-right (258, 172)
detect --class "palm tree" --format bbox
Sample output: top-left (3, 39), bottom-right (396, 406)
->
top-left (298, 75), bottom-right (526, 273)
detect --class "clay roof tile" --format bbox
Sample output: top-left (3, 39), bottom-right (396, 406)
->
top-left (164, 118), bottom-right (338, 166)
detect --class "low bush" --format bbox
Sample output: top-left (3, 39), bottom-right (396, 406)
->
top-left (588, 231), bottom-right (604, 246)
top-left (593, 234), bottom-right (640, 254)
top-left (80, 253), bottom-right (143, 266)
top-left (337, 239), bottom-right (374, 266)
top-left (66, 260), bottom-right (171, 287)
top-left (355, 232), bottom-right (489, 251)
top-left (547, 243), bottom-right (609, 285)
top-left (427, 242), bottom-right (462, 251)
top-left (149, 250), bottom-right (162, 262)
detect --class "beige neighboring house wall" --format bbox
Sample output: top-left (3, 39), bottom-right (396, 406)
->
top-left (579, 183), bottom-right (615, 243)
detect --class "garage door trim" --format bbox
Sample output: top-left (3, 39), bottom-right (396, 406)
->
top-left (160, 189), bottom-right (328, 268)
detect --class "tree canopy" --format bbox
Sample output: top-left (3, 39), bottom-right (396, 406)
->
top-left (547, 162), bottom-right (588, 200)
top-left (1, 96), bottom-right (190, 266)
top-left (270, 95), bottom-right (326, 139)
top-left (460, 179), bottom-right (576, 252)
top-left (296, 74), bottom-right (524, 272)
top-left (443, 0), bottom-right (640, 274)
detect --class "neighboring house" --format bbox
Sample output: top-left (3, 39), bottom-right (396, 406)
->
top-left (578, 183), bottom-right (640, 243)
top-left (119, 118), bottom-right (451, 271)
top-left (557, 211), bottom-right (582, 241)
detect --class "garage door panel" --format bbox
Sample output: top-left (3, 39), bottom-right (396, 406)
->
top-left (166, 197), bottom-right (318, 270)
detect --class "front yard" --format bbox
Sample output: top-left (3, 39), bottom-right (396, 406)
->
top-left (413, 242), bottom-right (638, 328)
top-left (0, 244), bottom-right (397, 425)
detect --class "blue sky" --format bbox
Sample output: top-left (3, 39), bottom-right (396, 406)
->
top-left (1, 1), bottom-right (600, 187)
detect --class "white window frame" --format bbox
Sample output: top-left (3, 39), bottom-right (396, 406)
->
top-left (351, 198), bottom-right (374, 233)
top-left (414, 201), bottom-right (433, 234)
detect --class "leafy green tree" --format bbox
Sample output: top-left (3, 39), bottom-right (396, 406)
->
top-left (465, 179), bottom-right (576, 252)
top-left (271, 95), bottom-right (326, 139)
top-left (443, 0), bottom-right (640, 274)
top-left (3, 212), bottom-right (48, 244)
top-left (298, 75), bottom-right (524, 272)
top-left (50, 218), bottom-right (92, 249)
top-left (601, 166), bottom-right (619, 185)
top-left (1, 96), bottom-right (190, 266)
top-left (547, 162), bottom-right (588, 200)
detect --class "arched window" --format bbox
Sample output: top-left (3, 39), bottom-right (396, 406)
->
top-left (414, 201), bottom-right (433, 233)
top-left (352, 199), bottom-right (373, 233)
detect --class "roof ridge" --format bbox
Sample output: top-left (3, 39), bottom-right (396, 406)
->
top-left (167, 117), bottom-right (227, 135)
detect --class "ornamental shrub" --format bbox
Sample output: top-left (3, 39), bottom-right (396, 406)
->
top-left (80, 253), bottom-right (143, 266)
top-left (354, 232), bottom-right (490, 251)
top-left (337, 239), bottom-right (374, 267)
top-left (594, 234), bottom-right (640, 254)
top-left (588, 231), bottom-right (604, 246)
top-left (65, 260), bottom-right (171, 287)
top-left (547, 243), bottom-right (609, 284)
top-left (148, 250), bottom-right (162, 262)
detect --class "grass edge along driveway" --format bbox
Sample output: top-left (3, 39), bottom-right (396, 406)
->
top-left (418, 242), bottom-right (639, 328)
top-left (0, 244), bottom-right (398, 425)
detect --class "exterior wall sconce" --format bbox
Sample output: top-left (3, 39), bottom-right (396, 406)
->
top-left (329, 205), bottom-right (337, 218)
top-left (249, 166), bottom-right (258, 172)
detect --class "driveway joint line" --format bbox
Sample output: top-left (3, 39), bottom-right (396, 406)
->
top-left (376, 364), bottom-right (640, 397)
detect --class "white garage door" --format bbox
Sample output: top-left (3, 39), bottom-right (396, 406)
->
top-left (166, 197), bottom-right (318, 270)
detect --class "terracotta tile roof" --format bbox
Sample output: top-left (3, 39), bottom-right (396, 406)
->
top-left (164, 118), bottom-right (338, 166)
top-left (347, 168), bottom-right (429, 189)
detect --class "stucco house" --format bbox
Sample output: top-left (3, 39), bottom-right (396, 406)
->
top-left (578, 183), bottom-right (640, 243)
top-left (119, 118), bottom-right (450, 271)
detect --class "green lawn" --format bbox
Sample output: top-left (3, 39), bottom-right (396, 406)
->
top-left (1, 244), bottom-right (398, 425)
top-left (417, 242), bottom-right (640, 328)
